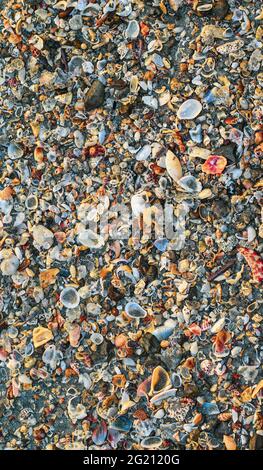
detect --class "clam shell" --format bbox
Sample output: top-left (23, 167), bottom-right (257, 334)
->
top-left (177, 99), bottom-right (202, 120)
top-left (125, 302), bottom-right (147, 319)
top-left (177, 175), bottom-right (202, 193)
top-left (152, 319), bottom-right (176, 341)
top-left (60, 287), bottom-right (80, 309)
top-left (32, 327), bottom-right (53, 348)
top-left (165, 150), bottom-right (182, 182)
top-left (150, 388), bottom-right (177, 405)
top-left (150, 366), bottom-right (171, 395)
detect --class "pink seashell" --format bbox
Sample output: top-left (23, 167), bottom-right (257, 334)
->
top-left (188, 323), bottom-right (202, 336)
top-left (238, 247), bottom-right (263, 283)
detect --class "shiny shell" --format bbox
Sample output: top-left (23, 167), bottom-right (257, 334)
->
top-left (125, 302), bottom-right (147, 319)
top-left (150, 366), bottom-right (171, 395)
top-left (177, 99), bottom-right (202, 120)
top-left (60, 287), bottom-right (80, 309)
top-left (202, 155), bottom-right (227, 175)
top-left (166, 150), bottom-right (182, 182)
top-left (177, 175), bottom-right (202, 193)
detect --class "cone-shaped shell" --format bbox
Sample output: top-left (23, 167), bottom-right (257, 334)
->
top-left (166, 150), bottom-right (182, 182)
top-left (150, 366), bottom-right (171, 395)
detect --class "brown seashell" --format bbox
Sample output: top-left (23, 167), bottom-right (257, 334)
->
top-left (0, 186), bottom-right (14, 200)
top-left (34, 146), bottom-right (44, 163)
top-left (150, 366), bottom-right (171, 395)
top-left (223, 435), bottom-right (237, 451)
top-left (39, 268), bottom-right (59, 288)
top-left (112, 374), bottom-right (126, 388)
top-left (33, 327), bottom-right (53, 348)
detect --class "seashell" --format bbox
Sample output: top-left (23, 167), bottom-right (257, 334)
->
top-left (67, 324), bottom-right (81, 347)
top-left (85, 80), bottom-right (105, 111)
top-left (7, 142), bottom-right (23, 159)
top-left (212, 330), bottom-right (231, 355)
top-left (25, 195), bottom-right (38, 210)
top-left (198, 188), bottom-right (212, 199)
top-left (217, 39), bottom-right (244, 55)
top-left (131, 192), bottom-right (149, 217)
top-left (130, 75), bottom-right (139, 93)
top-left (168, 0), bottom-right (183, 11)
top-left (223, 435), bottom-right (237, 451)
top-left (90, 333), bottom-right (104, 345)
top-left (137, 377), bottom-right (152, 398)
top-left (152, 319), bottom-right (176, 341)
top-left (189, 124), bottom-right (202, 143)
top-left (32, 225), bottom-right (54, 249)
top-left (177, 175), bottom-right (202, 193)
top-left (60, 287), bottom-right (80, 309)
top-left (30, 121), bottom-right (40, 138)
top-left (68, 56), bottom-right (85, 75)
top-left (142, 95), bottom-right (158, 109)
top-left (39, 268), bottom-right (59, 288)
top-left (125, 302), bottom-right (147, 319)
top-left (92, 421), bottom-right (107, 446)
top-left (200, 25), bottom-right (225, 40)
top-left (197, 3), bottom-right (213, 12)
top-left (150, 388), bottom-right (176, 405)
top-left (78, 229), bottom-right (104, 249)
top-left (177, 99), bottom-right (202, 120)
top-left (141, 436), bottom-right (162, 449)
top-left (33, 327), bottom-right (53, 348)
top-left (125, 20), bottom-right (140, 40)
top-left (165, 150), bottom-right (182, 182)
top-left (238, 247), bottom-right (263, 283)
top-left (135, 145), bottom-right (151, 161)
top-left (211, 318), bottom-right (225, 334)
top-left (78, 373), bottom-right (92, 390)
top-left (42, 344), bottom-right (56, 365)
top-left (0, 254), bottom-right (19, 276)
top-left (34, 146), bottom-right (44, 163)
top-left (74, 130), bottom-right (84, 148)
top-left (150, 366), bottom-right (171, 395)
top-left (69, 15), bottom-right (83, 30)
top-left (202, 155), bottom-right (227, 175)
top-left (67, 397), bottom-right (87, 424)
top-left (154, 238), bottom-right (169, 252)
top-left (0, 186), bottom-right (13, 201)
top-left (111, 415), bottom-right (132, 432)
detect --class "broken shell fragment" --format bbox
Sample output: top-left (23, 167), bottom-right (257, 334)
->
top-left (166, 150), bottom-right (182, 182)
top-left (177, 99), bottom-right (202, 120)
top-left (125, 20), bottom-right (140, 39)
top-left (32, 225), bottom-right (54, 249)
top-left (141, 436), bottom-right (162, 449)
top-left (85, 80), bottom-right (105, 111)
top-left (238, 247), bottom-right (263, 283)
top-left (33, 327), bottom-right (53, 348)
top-left (202, 155), bottom-right (227, 175)
top-left (7, 143), bottom-right (24, 159)
top-left (0, 255), bottom-right (19, 276)
top-left (125, 302), bottom-right (147, 319)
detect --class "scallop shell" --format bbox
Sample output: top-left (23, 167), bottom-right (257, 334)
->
top-left (177, 99), bottom-right (202, 120)
top-left (125, 302), bottom-right (147, 319)
top-left (165, 150), bottom-right (182, 182)
top-left (150, 366), bottom-right (171, 395)
top-left (202, 155), bottom-right (227, 175)
top-left (177, 175), bottom-right (202, 193)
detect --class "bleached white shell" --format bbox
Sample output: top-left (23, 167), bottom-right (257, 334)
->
top-left (165, 150), bottom-right (182, 182)
top-left (131, 193), bottom-right (149, 217)
top-left (125, 20), bottom-right (140, 39)
top-left (0, 255), bottom-right (19, 276)
top-left (78, 229), bottom-right (104, 248)
top-left (135, 145), bottom-right (151, 161)
top-left (177, 99), bottom-right (202, 120)
top-left (32, 225), bottom-right (54, 248)
top-left (125, 302), bottom-right (147, 319)
top-left (60, 287), bottom-right (80, 309)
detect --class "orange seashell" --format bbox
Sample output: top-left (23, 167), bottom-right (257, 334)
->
top-left (34, 146), bottom-right (44, 162)
top-left (252, 379), bottom-right (263, 399)
top-left (39, 268), bottom-right (59, 288)
top-left (112, 374), bottom-right (126, 388)
top-left (188, 323), bottom-right (202, 336)
top-left (238, 247), bottom-right (263, 283)
top-left (223, 435), bottom-right (237, 451)
top-left (202, 155), bottom-right (227, 175)
top-left (54, 231), bottom-right (66, 244)
top-left (0, 186), bottom-right (14, 200)
top-left (140, 22), bottom-right (150, 37)
top-left (137, 376), bottom-right (152, 398)
top-left (150, 366), bottom-right (171, 395)
top-left (212, 330), bottom-right (231, 353)
top-left (193, 413), bottom-right (203, 425)
top-left (33, 327), bottom-right (53, 348)
top-left (133, 409), bottom-right (149, 420)
top-left (115, 334), bottom-right (127, 348)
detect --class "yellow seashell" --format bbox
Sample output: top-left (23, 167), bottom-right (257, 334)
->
top-left (33, 327), bottom-right (53, 348)
top-left (34, 146), bottom-right (44, 162)
top-left (30, 121), bottom-right (40, 138)
top-left (39, 268), bottom-right (60, 288)
top-left (165, 150), bottom-right (182, 182)
top-left (252, 379), bottom-right (263, 399)
top-left (223, 435), bottom-right (237, 451)
top-left (150, 366), bottom-right (171, 395)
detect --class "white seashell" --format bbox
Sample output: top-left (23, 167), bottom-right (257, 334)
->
top-left (189, 147), bottom-right (211, 160)
top-left (32, 225), bottom-right (54, 249)
top-left (142, 96), bottom-right (158, 109)
top-left (78, 373), bottom-right (92, 390)
top-left (177, 99), bottom-right (202, 120)
top-left (125, 302), bottom-right (147, 319)
top-left (152, 319), bottom-right (176, 341)
top-left (7, 143), bottom-right (23, 159)
top-left (60, 287), bottom-right (80, 309)
top-left (125, 20), bottom-right (140, 39)
top-left (78, 229), bottom-right (104, 249)
top-left (150, 388), bottom-right (176, 405)
top-left (211, 318), bottom-right (225, 334)
top-left (135, 145), bottom-right (151, 161)
top-left (165, 150), bottom-right (182, 182)
top-left (177, 175), bottom-right (202, 193)
top-left (26, 195), bottom-right (38, 210)
top-left (247, 226), bottom-right (256, 243)
top-left (74, 130), bottom-right (84, 148)
top-left (0, 255), bottom-right (19, 276)
top-left (159, 91), bottom-right (170, 106)
top-left (68, 397), bottom-right (87, 424)
top-left (69, 15), bottom-right (83, 30)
